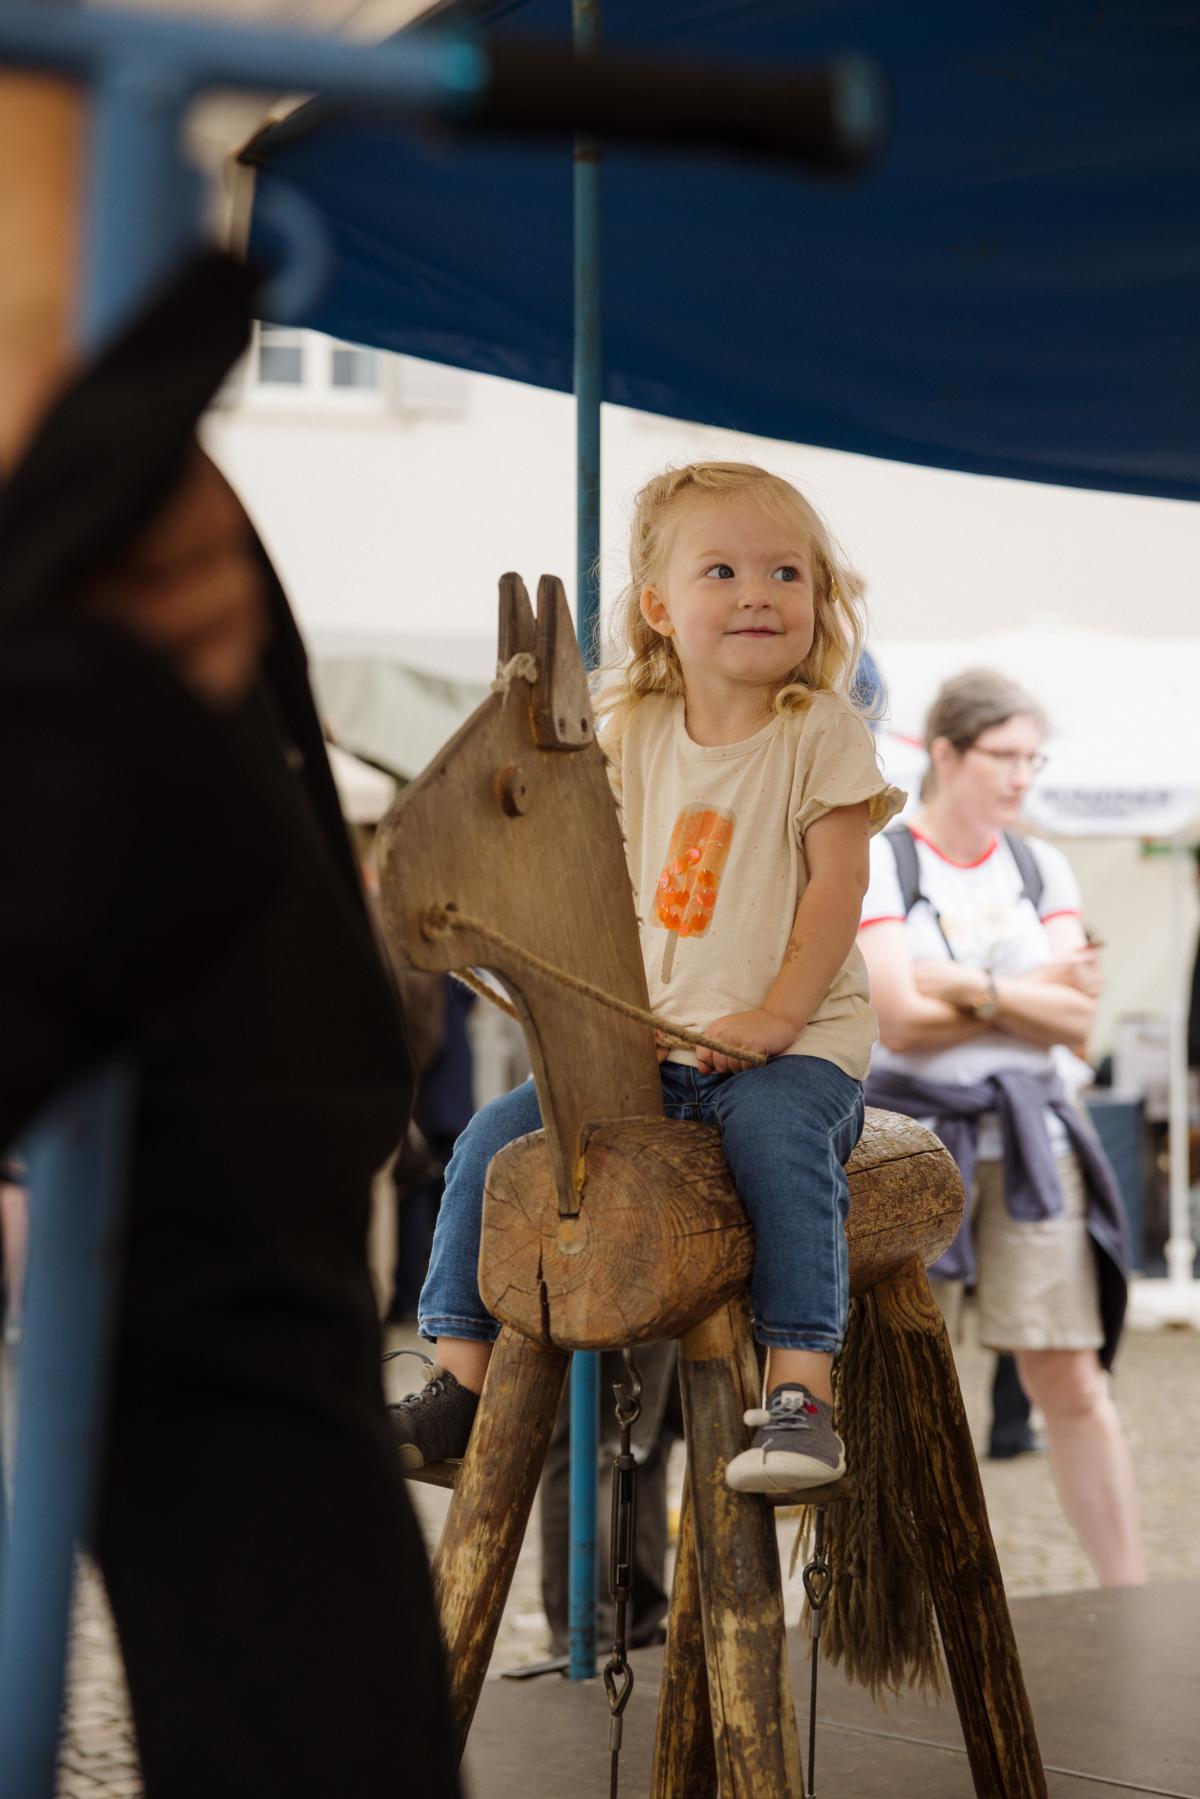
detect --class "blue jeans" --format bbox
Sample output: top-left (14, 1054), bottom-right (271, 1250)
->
top-left (419, 1056), bottom-right (864, 1354)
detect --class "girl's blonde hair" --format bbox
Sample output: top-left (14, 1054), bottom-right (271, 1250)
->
top-left (595, 461), bottom-right (870, 737)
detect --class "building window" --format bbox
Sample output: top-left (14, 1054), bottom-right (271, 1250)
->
top-left (257, 328), bottom-right (306, 386)
top-left (331, 345), bottom-right (378, 390)
top-left (216, 326), bottom-right (471, 421)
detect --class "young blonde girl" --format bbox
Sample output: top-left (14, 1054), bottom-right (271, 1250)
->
top-left (393, 462), bottom-right (903, 1491)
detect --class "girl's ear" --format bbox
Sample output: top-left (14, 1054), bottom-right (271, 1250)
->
top-left (640, 584), bottom-right (673, 637)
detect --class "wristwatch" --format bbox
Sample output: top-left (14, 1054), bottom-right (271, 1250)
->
top-left (971, 971), bottom-right (1000, 1022)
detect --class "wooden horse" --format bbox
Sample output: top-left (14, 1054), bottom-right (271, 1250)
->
top-left (376, 574), bottom-right (1046, 1799)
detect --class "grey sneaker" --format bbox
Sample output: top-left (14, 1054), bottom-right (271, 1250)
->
top-left (387, 1354), bottom-right (479, 1472)
top-left (725, 1383), bottom-right (846, 1494)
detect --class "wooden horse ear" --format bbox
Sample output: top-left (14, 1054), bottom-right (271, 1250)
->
top-left (533, 575), bottom-right (594, 750)
top-left (497, 572), bottom-right (536, 666)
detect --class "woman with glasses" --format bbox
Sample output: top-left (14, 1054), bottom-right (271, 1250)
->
top-left (858, 669), bottom-right (1143, 1586)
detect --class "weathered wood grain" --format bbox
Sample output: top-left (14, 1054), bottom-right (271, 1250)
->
top-left (532, 573), bottom-right (594, 749)
top-left (376, 575), bottom-right (663, 1222)
top-left (872, 1258), bottom-right (1047, 1799)
top-left (479, 1109), bottom-right (962, 1350)
top-left (676, 1300), bottom-right (804, 1798)
top-left (432, 1326), bottom-right (568, 1758)
top-left (846, 1109), bottom-right (964, 1293)
top-left (651, 1482), bottom-right (717, 1799)
top-left (481, 1117), bottom-right (754, 1350)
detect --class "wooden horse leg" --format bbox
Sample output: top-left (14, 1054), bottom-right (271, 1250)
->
top-left (432, 1324), bottom-right (569, 1757)
top-left (651, 1480), bottom-right (717, 1798)
top-left (674, 1299), bottom-right (804, 1798)
top-left (872, 1257), bottom-right (1047, 1799)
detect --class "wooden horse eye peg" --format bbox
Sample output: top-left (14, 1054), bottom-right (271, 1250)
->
top-left (495, 764), bottom-right (529, 816)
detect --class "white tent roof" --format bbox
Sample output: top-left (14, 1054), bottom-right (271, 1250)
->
top-left (326, 739), bottom-right (396, 822)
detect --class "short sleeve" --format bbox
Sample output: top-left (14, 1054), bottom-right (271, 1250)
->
top-left (1029, 837), bottom-right (1082, 921)
top-left (860, 833), bottom-right (907, 929)
top-left (791, 694), bottom-right (907, 841)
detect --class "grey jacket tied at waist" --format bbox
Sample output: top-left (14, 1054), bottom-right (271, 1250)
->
top-left (862, 1065), bottom-right (1129, 1368)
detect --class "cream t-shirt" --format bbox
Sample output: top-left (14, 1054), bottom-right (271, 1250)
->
top-left (610, 692), bottom-right (906, 1078)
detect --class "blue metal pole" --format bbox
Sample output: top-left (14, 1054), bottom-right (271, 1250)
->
top-left (0, 68), bottom-right (198, 1796)
top-left (0, 1072), bottom-right (136, 1797)
top-left (568, 0), bottom-right (602, 1684)
top-left (574, 0), bottom-right (602, 670)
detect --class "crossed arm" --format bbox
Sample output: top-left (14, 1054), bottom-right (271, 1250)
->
top-left (859, 913), bottom-right (1098, 1058)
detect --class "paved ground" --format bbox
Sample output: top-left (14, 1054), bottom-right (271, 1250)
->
top-left (50, 1319), bottom-right (1200, 1796)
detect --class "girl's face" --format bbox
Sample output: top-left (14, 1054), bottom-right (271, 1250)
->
top-left (932, 713), bottom-right (1045, 829)
top-left (640, 492), bottom-right (816, 699)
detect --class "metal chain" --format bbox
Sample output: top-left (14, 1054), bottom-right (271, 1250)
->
top-left (801, 1503), bottom-right (834, 1798)
top-left (603, 1348), bottom-right (642, 1799)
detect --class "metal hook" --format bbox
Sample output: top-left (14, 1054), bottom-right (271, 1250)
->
top-left (612, 1346), bottom-right (642, 1428)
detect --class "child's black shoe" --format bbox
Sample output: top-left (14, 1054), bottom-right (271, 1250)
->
top-left (388, 1357), bottom-right (479, 1471)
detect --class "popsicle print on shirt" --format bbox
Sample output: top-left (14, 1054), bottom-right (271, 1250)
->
top-left (654, 804), bottom-right (736, 982)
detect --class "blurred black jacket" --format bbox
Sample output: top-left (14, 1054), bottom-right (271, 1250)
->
top-left (0, 254), bottom-right (459, 1799)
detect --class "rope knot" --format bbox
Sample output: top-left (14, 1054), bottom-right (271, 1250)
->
top-left (490, 651), bottom-right (539, 698)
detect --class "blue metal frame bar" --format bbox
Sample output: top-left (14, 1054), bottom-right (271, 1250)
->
top-left (0, 5), bottom-right (486, 121)
top-left (568, 0), bottom-right (602, 1687)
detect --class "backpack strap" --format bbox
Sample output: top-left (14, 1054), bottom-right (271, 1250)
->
top-left (885, 824), bottom-right (957, 958)
top-left (1002, 831), bottom-right (1045, 916)
top-left (884, 824), bottom-right (922, 917)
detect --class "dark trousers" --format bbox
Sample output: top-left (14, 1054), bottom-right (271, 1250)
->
top-left (989, 1351), bottom-right (1035, 1456)
top-left (539, 1341), bottom-right (679, 1655)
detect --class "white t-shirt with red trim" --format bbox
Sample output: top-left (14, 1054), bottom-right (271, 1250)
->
top-left (860, 828), bottom-right (1082, 1156)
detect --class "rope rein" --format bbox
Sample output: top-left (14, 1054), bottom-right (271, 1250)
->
top-left (423, 903), bottom-right (767, 1067)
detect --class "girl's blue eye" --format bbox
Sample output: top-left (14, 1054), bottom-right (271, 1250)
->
top-left (773, 565), bottom-right (798, 582)
top-left (704, 563), bottom-right (735, 579)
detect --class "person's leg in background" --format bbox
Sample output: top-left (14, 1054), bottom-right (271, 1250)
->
top-left (540, 1340), bottom-right (679, 1657)
top-left (978, 1154), bottom-right (1143, 1585)
top-left (927, 1173), bottom-right (1040, 1459)
top-left (1014, 1347), bottom-right (1143, 1585)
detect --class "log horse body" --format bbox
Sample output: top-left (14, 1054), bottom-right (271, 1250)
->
top-left (376, 574), bottom-right (1047, 1798)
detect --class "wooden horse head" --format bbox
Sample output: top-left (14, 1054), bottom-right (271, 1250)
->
top-left (376, 573), bottom-right (663, 1223)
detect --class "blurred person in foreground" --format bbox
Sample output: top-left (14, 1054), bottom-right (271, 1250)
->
top-left (0, 64), bottom-right (458, 1797)
top-left (858, 670), bottom-right (1143, 1586)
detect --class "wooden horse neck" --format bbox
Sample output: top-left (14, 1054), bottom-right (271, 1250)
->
top-left (377, 574), bottom-right (662, 1217)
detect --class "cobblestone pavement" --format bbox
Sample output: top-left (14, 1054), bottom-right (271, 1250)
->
top-left (52, 1322), bottom-right (1200, 1796)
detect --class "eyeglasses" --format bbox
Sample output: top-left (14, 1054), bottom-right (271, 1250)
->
top-left (965, 746), bottom-right (1049, 775)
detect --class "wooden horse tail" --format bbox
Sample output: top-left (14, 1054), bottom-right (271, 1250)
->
top-left (794, 1290), bottom-right (947, 1699)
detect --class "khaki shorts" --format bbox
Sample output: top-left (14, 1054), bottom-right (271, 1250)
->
top-left (930, 1154), bottom-right (1103, 1353)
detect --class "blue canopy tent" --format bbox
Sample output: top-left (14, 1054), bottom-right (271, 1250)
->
top-left (243, 0), bottom-right (1200, 502)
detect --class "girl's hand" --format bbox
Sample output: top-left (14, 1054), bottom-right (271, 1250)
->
top-left (695, 1008), bottom-right (797, 1074)
top-left (913, 960), bottom-right (987, 1010)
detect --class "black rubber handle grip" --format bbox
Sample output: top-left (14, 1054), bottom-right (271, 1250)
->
top-left (474, 38), bottom-right (888, 175)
